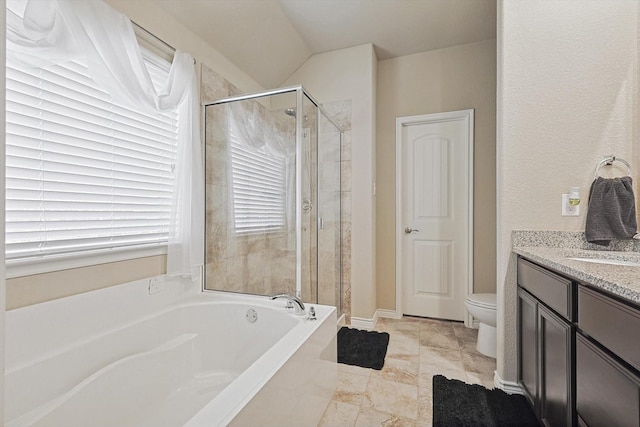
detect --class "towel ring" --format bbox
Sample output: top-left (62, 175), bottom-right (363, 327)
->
top-left (594, 156), bottom-right (632, 178)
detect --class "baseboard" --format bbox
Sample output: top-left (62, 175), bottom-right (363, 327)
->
top-left (349, 308), bottom-right (404, 330)
top-left (376, 308), bottom-right (402, 320)
top-left (349, 310), bottom-right (379, 330)
top-left (493, 371), bottom-right (523, 395)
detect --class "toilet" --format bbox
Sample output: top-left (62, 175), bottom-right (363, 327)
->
top-left (464, 293), bottom-right (497, 358)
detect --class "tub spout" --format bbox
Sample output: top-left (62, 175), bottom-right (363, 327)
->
top-left (270, 293), bottom-right (306, 316)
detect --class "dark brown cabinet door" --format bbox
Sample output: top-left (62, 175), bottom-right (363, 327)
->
top-left (576, 334), bottom-right (640, 427)
top-left (518, 287), bottom-right (539, 410)
top-left (538, 304), bottom-right (574, 427)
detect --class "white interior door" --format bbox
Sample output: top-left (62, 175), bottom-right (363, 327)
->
top-left (397, 110), bottom-right (473, 321)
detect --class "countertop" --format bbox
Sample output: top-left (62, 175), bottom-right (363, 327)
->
top-left (513, 246), bottom-right (640, 306)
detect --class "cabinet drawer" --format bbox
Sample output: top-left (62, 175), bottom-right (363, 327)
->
top-left (518, 258), bottom-right (573, 320)
top-left (576, 334), bottom-right (640, 427)
top-left (578, 286), bottom-right (640, 371)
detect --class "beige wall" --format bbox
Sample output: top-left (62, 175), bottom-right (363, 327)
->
top-left (376, 39), bottom-right (497, 311)
top-left (282, 44), bottom-right (378, 320)
top-left (7, 1), bottom-right (266, 309)
top-left (497, 0), bottom-right (638, 383)
top-left (7, 256), bottom-right (166, 310)
top-left (106, 0), bottom-right (264, 101)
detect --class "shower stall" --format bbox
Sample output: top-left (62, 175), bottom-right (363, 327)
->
top-left (203, 86), bottom-right (344, 316)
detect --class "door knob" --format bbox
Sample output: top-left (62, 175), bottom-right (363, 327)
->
top-left (404, 227), bottom-right (419, 234)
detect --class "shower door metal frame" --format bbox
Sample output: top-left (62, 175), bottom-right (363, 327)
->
top-left (295, 89), bottom-right (304, 298)
top-left (202, 86), bottom-right (344, 310)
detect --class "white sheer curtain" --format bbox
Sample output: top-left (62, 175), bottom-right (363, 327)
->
top-left (7, 0), bottom-right (204, 279)
top-left (229, 102), bottom-right (292, 157)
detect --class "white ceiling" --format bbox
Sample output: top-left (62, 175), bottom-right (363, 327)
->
top-left (155, 0), bottom-right (497, 88)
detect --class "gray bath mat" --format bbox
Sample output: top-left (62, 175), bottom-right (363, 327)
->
top-left (432, 375), bottom-right (539, 427)
top-left (337, 327), bottom-right (390, 370)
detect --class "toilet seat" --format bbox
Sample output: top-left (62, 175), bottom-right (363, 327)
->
top-left (465, 293), bottom-right (496, 310)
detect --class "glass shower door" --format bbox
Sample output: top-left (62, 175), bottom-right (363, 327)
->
top-left (203, 91), bottom-right (297, 297)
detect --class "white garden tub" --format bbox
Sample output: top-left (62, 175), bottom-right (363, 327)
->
top-left (5, 280), bottom-right (337, 427)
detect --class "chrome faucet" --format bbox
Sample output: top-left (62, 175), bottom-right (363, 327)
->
top-left (270, 293), bottom-right (306, 316)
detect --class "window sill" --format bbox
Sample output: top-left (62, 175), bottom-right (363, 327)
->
top-left (6, 244), bottom-right (168, 279)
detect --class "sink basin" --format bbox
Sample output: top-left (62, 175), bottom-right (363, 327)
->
top-left (566, 257), bottom-right (640, 267)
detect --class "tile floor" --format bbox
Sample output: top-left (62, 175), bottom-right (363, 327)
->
top-left (318, 316), bottom-right (497, 427)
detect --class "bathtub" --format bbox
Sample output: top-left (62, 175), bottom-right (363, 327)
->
top-left (5, 279), bottom-right (337, 427)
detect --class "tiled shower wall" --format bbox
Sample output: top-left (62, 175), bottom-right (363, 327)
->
top-left (201, 64), bottom-right (352, 319)
top-left (322, 101), bottom-right (352, 322)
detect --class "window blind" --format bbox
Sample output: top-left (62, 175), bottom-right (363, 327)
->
top-left (229, 121), bottom-right (286, 234)
top-left (5, 51), bottom-right (178, 260)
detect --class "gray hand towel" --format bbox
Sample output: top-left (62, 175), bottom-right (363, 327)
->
top-left (585, 176), bottom-right (637, 245)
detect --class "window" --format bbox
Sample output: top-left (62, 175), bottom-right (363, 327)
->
top-left (5, 50), bottom-right (178, 261)
top-left (229, 120), bottom-right (286, 234)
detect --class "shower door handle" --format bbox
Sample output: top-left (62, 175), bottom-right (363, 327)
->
top-left (404, 227), bottom-right (419, 234)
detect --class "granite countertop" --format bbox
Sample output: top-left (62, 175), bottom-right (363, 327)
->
top-left (512, 231), bottom-right (640, 305)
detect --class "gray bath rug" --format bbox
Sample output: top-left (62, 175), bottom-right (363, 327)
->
top-left (432, 375), bottom-right (540, 427)
top-left (337, 327), bottom-right (389, 370)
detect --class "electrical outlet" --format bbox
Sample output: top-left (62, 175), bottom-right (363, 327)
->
top-left (148, 276), bottom-right (164, 295)
top-left (561, 194), bottom-right (580, 216)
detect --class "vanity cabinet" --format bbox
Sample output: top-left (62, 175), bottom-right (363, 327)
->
top-left (517, 256), bottom-right (640, 427)
top-left (517, 258), bottom-right (575, 427)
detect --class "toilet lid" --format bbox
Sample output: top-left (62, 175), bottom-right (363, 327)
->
top-left (466, 293), bottom-right (496, 309)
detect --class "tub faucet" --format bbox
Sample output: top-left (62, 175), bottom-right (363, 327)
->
top-left (270, 293), bottom-right (306, 316)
